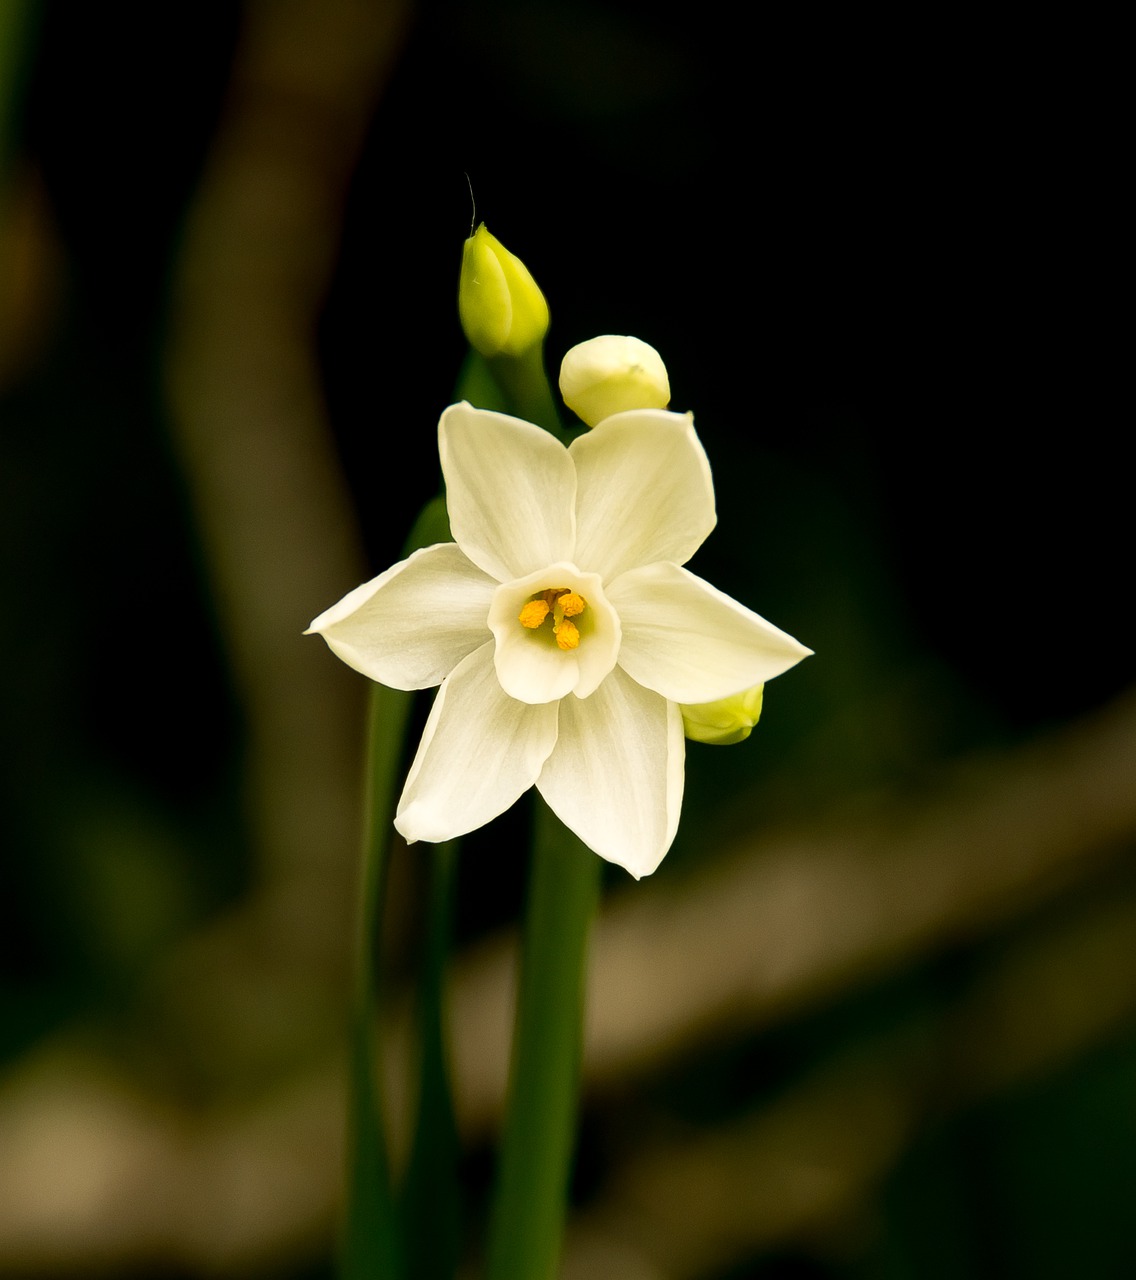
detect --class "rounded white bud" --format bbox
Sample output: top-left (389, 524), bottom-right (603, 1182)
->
top-left (559, 335), bottom-right (670, 427)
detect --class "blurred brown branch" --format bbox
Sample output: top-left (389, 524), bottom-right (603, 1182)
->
top-left (2, 2), bottom-right (410, 1273)
top-left (2, 684), bottom-right (1134, 1275)
top-left (448, 681), bottom-right (1136, 1137)
top-left (157, 0), bottom-right (411, 1087)
top-left (0, 164), bottom-right (62, 391)
top-left (562, 884), bottom-right (1136, 1279)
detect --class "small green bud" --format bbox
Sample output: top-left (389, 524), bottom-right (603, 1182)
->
top-left (680, 684), bottom-right (764, 745)
top-left (559, 334), bottom-right (671, 427)
top-left (458, 223), bottom-right (549, 358)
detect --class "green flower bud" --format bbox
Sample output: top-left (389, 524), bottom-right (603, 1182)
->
top-left (458, 223), bottom-right (549, 358)
top-left (680, 684), bottom-right (764, 746)
top-left (559, 334), bottom-right (671, 427)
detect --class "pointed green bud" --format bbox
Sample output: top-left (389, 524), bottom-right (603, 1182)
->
top-left (559, 335), bottom-right (671, 427)
top-left (459, 223), bottom-right (549, 359)
top-left (680, 684), bottom-right (764, 746)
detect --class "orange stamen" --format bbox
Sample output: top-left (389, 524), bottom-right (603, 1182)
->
top-left (519, 599), bottom-right (551, 629)
top-left (554, 619), bottom-right (580, 650)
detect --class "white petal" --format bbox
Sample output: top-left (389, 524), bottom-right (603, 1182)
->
top-left (608, 561), bottom-right (813, 703)
top-left (536, 667), bottom-right (684, 879)
top-left (486, 563), bottom-right (621, 704)
top-left (569, 409), bottom-right (716, 580)
top-left (395, 643), bottom-right (559, 843)
top-left (439, 403), bottom-right (576, 581)
top-left (306, 543), bottom-right (496, 688)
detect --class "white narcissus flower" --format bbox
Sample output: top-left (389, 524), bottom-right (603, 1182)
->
top-left (307, 403), bottom-right (811, 878)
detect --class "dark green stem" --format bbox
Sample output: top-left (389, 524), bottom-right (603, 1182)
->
top-left (487, 347), bottom-right (568, 442)
top-left (485, 800), bottom-right (602, 1280)
top-left (341, 682), bottom-right (412, 1280)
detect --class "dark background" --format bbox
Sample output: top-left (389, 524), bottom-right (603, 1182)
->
top-left (1, 2), bottom-right (1129, 1277)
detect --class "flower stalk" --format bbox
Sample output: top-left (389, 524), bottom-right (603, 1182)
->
top-left (485, 799), bottom-right (602, 1280)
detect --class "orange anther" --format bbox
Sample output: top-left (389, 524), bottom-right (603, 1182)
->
top-left (519, 599), bottom-right (551, 629)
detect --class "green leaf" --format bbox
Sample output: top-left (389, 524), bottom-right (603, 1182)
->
top-left (340, 682), bottom-right (412, 1280)
top-left (400, 839), bottom-right (462, 1280)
